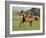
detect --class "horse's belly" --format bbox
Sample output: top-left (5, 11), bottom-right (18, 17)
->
top-left (25, 18), bottom-right (32, 22)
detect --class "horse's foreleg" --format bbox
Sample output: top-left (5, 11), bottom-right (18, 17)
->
top-left (20, 21), bottom-right (22, 27)
top-left (20, 21), bottom-right (25, 27)
top-left (30, 20), bottom-right (32, 26)
top-left (23, 22), bottom-right (25, 26)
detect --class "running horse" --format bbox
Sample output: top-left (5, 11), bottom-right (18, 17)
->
top-left (20, 10), bottom-right (35, 27)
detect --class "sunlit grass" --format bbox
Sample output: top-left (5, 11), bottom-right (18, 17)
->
top-left (12, 19), bottom-right (40, 31)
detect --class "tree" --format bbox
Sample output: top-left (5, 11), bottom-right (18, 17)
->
top-left (31, 8), bottom-right (40, 17)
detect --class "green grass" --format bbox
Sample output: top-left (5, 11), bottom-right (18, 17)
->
top-left (12, 12), bottom-right (40, 31)
top-left (12, 18), bottom-right (40, 31)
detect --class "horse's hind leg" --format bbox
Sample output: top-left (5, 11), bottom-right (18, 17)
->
top-left (30, 20), bottom-right (32, 26)
top-left (20, 21), bottom-right (22, 27)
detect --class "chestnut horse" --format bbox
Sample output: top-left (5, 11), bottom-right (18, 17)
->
top-left (20, 11), bottom-right (35, 27)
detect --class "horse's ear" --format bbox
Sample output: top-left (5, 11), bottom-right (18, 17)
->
top-left (21, 10), bottom-right (24, 14)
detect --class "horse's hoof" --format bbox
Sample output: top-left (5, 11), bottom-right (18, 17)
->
top-left (20, 26), bottom-right (21, 28)
top-left (30, 25), bottom-right (32, 26)
top-left (20, 25), bottom-right (21, 28)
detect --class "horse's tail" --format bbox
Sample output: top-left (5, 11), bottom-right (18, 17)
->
top-left (34, 16), bottom-right (39, 21)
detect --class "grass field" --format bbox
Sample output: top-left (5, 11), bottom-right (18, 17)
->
top-left (12, 12), bottom-right (40, 31)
